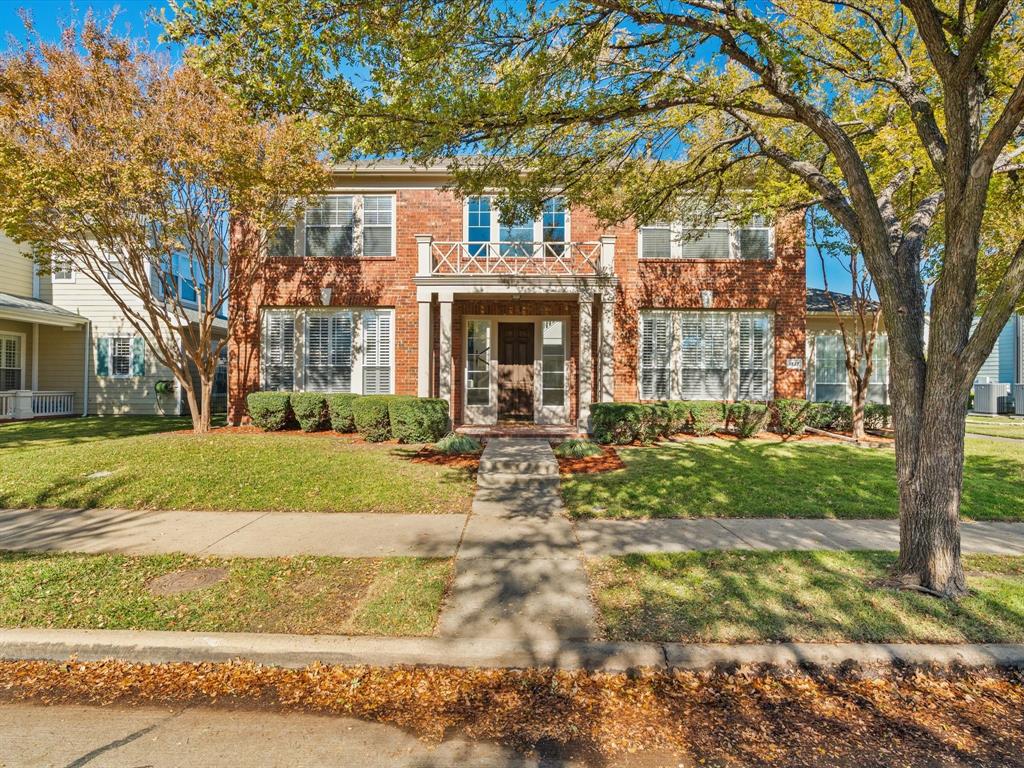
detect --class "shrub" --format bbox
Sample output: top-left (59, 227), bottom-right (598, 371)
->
top-left (289, 392), bottom-right (328, 432)
top-left (246, 391), bottom-right (291, 431)
top-left (326, 393), bottom-right (360, 433)
top-left (663, 401), bottom-right (691, 436)
top-left (864, 403), bottom-right (892, 430)
top-left (772, 398), bottom-right (811, 435)
top-left (352, 395), bottom-right (393, 442)
top-left (591, 403), bottom-right (646, 444)
top-left (640, 403), bottom-right (672, 442)
top-left (433, 432), bottom-right (482, 455)
top-left (806, 401), bottom-right (853, 432)
top-left (687, 400), bottom-right (726, 436)
top-left (554, 438), bottom-right (603, 459)
top-left (727, 401), bottom-right (771, 438)
top-left (389, 396), bottom-right (450, 443)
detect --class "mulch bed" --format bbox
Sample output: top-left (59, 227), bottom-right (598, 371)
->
top-left (2, 660), bottom-right (1023, 766)
top-left (557, 446), bottom-right (626, 475)
top-left (409, 448), bottom-right (481, 471)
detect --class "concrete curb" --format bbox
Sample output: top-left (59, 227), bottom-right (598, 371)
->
top-left (2, 629), bottom-right (1024, 671)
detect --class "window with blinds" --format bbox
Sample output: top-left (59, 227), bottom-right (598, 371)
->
top-left (305, 195), bottom-right (355, 257)
top-left (737, 313), bottom-right (772, 399)
top-left (466, 320), bottom-right (491, 405)
top-left (0, 335), bottom-right (21, 390)
top-left (263, 311), bottom-right (295, 391)
top-left (814, 334), bottom-right (847, 402)
top-left (640, 226), bottom-right (672, 259)
top-left (680, 312), bottom-right (730, 399)
top-left (639, 220), bottom-right (773, 260)
top-left (867, 335), bottom-right (888, 404)
top-left (679, 227), bottom-right (730, 259)
top-left (362, 310), bottom-right (394, 394)
top-left (542, 320), bottom-right (566, 406)
top-left (639, 313), bottom-right (673, 399)
top-left (362, 195), bottom-right (394, 257)
top-left (305, 311), bottom-right (353, 392)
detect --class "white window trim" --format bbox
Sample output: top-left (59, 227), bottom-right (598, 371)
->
top-left (638, 221), bottom-right (775, 261)
top-left (462, 196), bottom-right (572, 246)
top-left (272, 193), bottom-right (397, 260)
top-left (108, 335), bottom-right (134, 380)
top-left (0, 331), bottom-right (26, 390)
top-left (810, 331), bottom-right (890, 404)
top-left (51, 257), bottom-right (76, 284)
top-left (636, 310), bottom-right (775, 401)
top-left (261, 307), bottom-right (395, 395)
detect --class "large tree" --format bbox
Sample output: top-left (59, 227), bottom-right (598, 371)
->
top-left (0, 16), bottom-right (327, 432)
top-left (170, 0), bottom-right (1024, 594)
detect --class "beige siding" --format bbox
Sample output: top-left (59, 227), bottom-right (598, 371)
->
top-left (0, 234), bottom-right (34, 299)
top-left (50, 271), bottom-right (178, 415)
top-left (0, 319), bottom-right (33, 389)
top-left (36, 324), bottom-right (86, 412)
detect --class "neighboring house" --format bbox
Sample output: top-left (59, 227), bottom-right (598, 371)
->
top-left (0, 232), bottom-right (228, 419)
top-left (974, 314), bottom-right (1022, 386)
top-left (228, 162), bottom-right (807, 429)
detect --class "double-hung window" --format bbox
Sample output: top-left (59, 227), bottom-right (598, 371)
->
top-left (466, 195), bottom-right (568, 257)
top-left (362, 195), bottom-right (394, 257)
top-left (96, 336), bottom-right (143, 379)
top-left (110, 337), bottom-right (132, 377)
top-left (867, 335), bottom-right (888, 403)
top-left (640, 310), bottom-right (773, 401)
top-left (263, 311), bottom-right (295, 391)
top-left (466, 320), bottom-right (491, 405)
top-left (305, 195), bottom-right (355, 257)
top-left (541, 198), bottom-right (567, 256)
top-left (305, 311), bottom-right (353, 392)
top-left (0, 334), bottom-right (21, 389)
top-left (362, 309), bottom-right (393, 394)
top-left (639, 218), bottom-right (773, 260)
top-left (51, 257), bottom-right (74, 282)
top-left (813, 334), bottom-right (847, 402)
top-left (271, 194), bottom-right (396, 258)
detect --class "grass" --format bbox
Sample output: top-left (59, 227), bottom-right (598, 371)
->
top-left (0, 551), bottom-right (451, 636)
top-left (0, 417), bottom-right (475, 513)
top-left (562, 437), bottom-right (1024, 520)
top-left (587, 551), bottom-right (1024, 644)
top-left (965, 417), bottom-right (1024, 440)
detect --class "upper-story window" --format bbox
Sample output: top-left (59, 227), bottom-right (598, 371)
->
top-left (269, 194), bottom-right (396, 259)
top-left (466, 196), bottom-right (568, 256)
top-left (51, 256), bottom-right (75, 282)
top-left (639, 217), bottom-right (773, 260)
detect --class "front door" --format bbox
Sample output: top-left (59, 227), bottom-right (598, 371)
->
top-left (497, 322), bottom-right (534, 420)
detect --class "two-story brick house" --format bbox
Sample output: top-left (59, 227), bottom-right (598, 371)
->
top-left (227, 161), bottom-right (807, 429)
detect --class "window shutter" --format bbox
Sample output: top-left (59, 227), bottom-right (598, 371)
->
top-left (305, 315), bottom-right (331, 391)
top-left (640, 227), bottom-right (672, 259)
top-left (640, 313), bottom-right (671, 399)
top-left (680, 312), bottom-right (729, 399)
top-left (362, 310), bottom-right (393, 394)
top-left (131, 336), bottom-right (146, 376)
top-left (739, 228), bottom-right (771, 259)
top-left (96, 337), bottom-right (110, 377)
top-left (738, 314), bottom-right (771, 399)
top-left (331, 312), bottom-right (353, 392)
top-left (264, 312), bottom-right (295, 391)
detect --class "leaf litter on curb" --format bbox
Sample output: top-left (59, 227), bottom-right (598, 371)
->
top-left (1, 660), bottom-right (1023, 766)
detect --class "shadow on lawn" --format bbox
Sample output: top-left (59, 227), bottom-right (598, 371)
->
top-left (600, 551), bottom-right (1024, 645)
top-left (565, 440), bottom-right (1024, 521)
top-left (0, 415), bottom-right (192, 451)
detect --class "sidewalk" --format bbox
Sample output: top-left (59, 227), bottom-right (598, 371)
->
top-left (3, 506), bottom-right (1024, 557)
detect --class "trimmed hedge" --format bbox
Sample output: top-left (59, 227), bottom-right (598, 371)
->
top-left (806, 401), bottom-right (853, 432)
top-left (290, 392), bottom-right (329, 432)
top-left (389, 396), bottom-right (450, 443)
top-left (246, 391), bottom-right (291, 432)
top-left (772, 398), bottom-right (811, 435)
top-left (326, 393), bottom-right (360, 433)
top-left (727, 401), bottom-right (771, 438)
top-left (663, 401), bottom-right (691, 435)
top-left (864, 403), bottom-right (892, 430)
top-left (591, 403), bottom-right (647, 444)
top-left (686, 400), bottom-right (726, 436)
top-left (352, 395), bottom-right (394, 442)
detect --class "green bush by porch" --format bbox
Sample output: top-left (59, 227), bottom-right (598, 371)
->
top-left (562, 438), bottom-right (1024, 521)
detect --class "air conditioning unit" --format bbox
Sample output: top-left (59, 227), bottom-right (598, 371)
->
top-left (1015, 384), bottom-right (1024, 416)
top-left (974, 383), bottom-right (1010, 414)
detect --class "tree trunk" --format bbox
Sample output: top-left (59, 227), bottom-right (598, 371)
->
top-left (178, 375), bottom-right (207, 435)
top-left (850, 386), bottom-right (866, 441)
top-left (198, 375), bottom-right (213, 433)
top-left (894, 392), bottom-right (970, 598)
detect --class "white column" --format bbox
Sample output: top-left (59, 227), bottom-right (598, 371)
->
top-left (599, 234), bottom-right (616, 274)
top-left (417, 299), bottom-right (432, 397)
top-left (599, 292), bottom-right (616, 402)
top-left (438, 299), bottom-right (453, 414)
top-left (13, 390), bottom-right (33, 419)
top-left (31, 323), bottom-right (39, 391)
top-left (578, 292), bottom-right (593, 429)
top-left (416, 234), bottom-right (433, 276)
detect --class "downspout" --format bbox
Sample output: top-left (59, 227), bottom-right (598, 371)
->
top-left (82, 319), bottom-right (91, 417)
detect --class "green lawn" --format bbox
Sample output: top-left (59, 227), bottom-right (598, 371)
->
top-left (0, 551), bottom-right (451, 635)
top-left (0, 417), bottom-right (474, 514)
top-left (966, 417), bottom-right (1024, 440)
top-left (588, 551), bottom-right (1024, 643)
top-left (562, 438), bottom-right (1024, 520)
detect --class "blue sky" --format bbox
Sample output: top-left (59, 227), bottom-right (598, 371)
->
top-left (1, 1), bottom-right (846, 293)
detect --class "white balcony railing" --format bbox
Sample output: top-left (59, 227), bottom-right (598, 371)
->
top-left (0, 390), bottom-right (76, 419)
top-left (419, 236), bottom-right (615, 277)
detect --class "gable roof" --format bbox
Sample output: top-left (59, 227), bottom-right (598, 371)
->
top-left (807, 287), bottom-right (880, 314)
top-left (0, 292), bottom-right (87, 327)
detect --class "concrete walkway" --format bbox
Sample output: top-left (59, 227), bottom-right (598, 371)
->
top-left (437, 438), bottom-right (597, 643)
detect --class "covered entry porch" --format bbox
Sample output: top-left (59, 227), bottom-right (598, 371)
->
top-left (416, 285), bottom-right (617, 429)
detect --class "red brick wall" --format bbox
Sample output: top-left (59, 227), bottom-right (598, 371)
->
top-left (228, 184), bottom-right (806, 424)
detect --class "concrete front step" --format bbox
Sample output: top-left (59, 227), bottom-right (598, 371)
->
top-left (478, 437), bottom-right (559, 477)
top-left (479, 459), bottom-right (559, 476)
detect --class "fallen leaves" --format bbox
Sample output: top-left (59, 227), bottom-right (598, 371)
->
top-left (1, 660), bottom-right (1023, 765)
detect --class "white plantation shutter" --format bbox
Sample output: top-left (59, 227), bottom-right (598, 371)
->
top-left (640, 226), bottom-right (672, 259)
top-left (0, 335), bottom-right (21, 389)
top-left (737, 313), bottom-right (772, 399)
top-left (680, 312), bottom-right (729, 399)
top-left (305, 311), bottom-right (353, 392)
top-left (362, 310), bottom-right (393, 394)
top-left (640, 313), bottom-right (672, 399)
top-left (263, 311), bottom-right (295, 390)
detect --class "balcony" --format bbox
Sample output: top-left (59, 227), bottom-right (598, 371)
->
top-left (0, 390), bottom-right (77, 420)
top-left (417, 235), bottom-right (615, 278)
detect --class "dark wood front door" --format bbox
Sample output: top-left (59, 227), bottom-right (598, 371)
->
top-left (498, 322), bottom-right (535, 420)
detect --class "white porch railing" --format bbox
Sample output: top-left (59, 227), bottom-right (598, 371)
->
top-left (0, 390), bottom-right (76, 420)
top-left (426, 240), bottom-right (611, 277)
